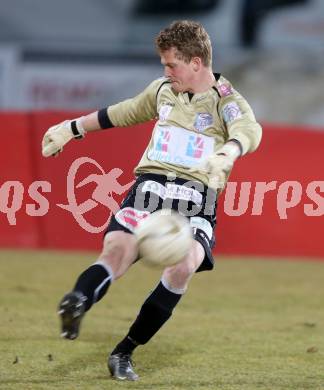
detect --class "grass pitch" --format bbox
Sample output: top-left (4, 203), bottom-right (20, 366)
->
top-left (0, 250), bottom-right (324, 390)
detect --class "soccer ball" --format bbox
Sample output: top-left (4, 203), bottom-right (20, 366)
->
top-left (135, 210), bottom-right (192, 268)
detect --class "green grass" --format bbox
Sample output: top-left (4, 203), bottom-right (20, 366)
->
top-left (0, 250), bottom-right (324, 390)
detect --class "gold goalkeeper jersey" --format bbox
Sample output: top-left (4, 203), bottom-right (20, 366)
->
top-left (107, 74), bottom-right (262, 191)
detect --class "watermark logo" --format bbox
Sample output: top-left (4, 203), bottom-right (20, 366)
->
top-left (57, 157), bottom-right (134, 233)
top-left (0, 157), bottom-right (323, 233)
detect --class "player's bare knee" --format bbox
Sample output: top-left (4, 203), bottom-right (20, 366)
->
top-left (162, 261), bottom-right (194, 292)
top-left (98, 231), bottom-right (138, 279)
top-left (162, 241), bottom-right (205, 291)
top-left (101, 233), bottom-right (124, 258)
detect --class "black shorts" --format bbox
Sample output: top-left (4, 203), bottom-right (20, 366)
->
top-left (105, 173), bottom-right (217, 272)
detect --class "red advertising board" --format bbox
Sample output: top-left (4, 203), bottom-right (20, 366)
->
top-left (0, 113), bottom-right (323, 258)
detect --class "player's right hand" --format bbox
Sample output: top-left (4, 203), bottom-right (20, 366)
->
top-left (41, 119), bottom-right (85, 157)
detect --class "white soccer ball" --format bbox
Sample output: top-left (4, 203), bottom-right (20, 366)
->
top-left (135, 210), bottom-right (192, 268)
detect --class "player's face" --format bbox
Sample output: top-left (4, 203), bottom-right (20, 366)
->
top-left (160, 48), bottom-right (197, 93)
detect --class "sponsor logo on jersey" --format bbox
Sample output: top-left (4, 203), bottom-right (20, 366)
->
top-left (186, 135), bottom-right (204, 159)
top-left (155, 129), bottom-right (171, 152)
top-left (195, 95), bottom-right (207, 102)
top-left (194, 112), bottom-right (213, 132)
top-left (159, 104), bottom-right (173, 122)
top-left (141, 180), bottom-right (203, 205)
top-left (218, 83), bottom-right (233, 97)
top-left (148, 125), bottom-right (215, 168)
top-left (222, 102), bottom-right (242, 123)
top-left (115, 207), bottom-right (150, 232)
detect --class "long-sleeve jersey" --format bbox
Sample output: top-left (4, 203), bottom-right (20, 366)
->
top-left (106, 74), bottom-right (262, 192)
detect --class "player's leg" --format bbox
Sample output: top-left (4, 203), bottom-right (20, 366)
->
top-left (108, 240), bottom-right (205, 381)
top-left (58, 231), bottom-right (137, 340)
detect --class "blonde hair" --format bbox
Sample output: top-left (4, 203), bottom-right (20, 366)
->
top-left (155, 20), bottom-right (212, 67)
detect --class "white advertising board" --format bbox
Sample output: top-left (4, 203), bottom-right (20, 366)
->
top-left (16, 63), bottom-right (162, 110)
top-left (0, 46), bottom-right (19, 108)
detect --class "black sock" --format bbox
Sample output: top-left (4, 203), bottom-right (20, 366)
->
top-left (111, 336), bottom-right (139, 356)
top-left (112, 281), bottom-right (182, 354)
top-left (73, 263), bottom-right (112, 311)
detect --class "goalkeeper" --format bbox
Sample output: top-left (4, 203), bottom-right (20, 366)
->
top-left (42, 20), bottom-right (262, 381)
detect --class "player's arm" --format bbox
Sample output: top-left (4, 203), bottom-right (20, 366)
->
top-left (42, 79), bottom-right (161, 157)
top-left (194, 85), bottom-right (262, 180)
top-left (221, 91), bottom-right (262, 156)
